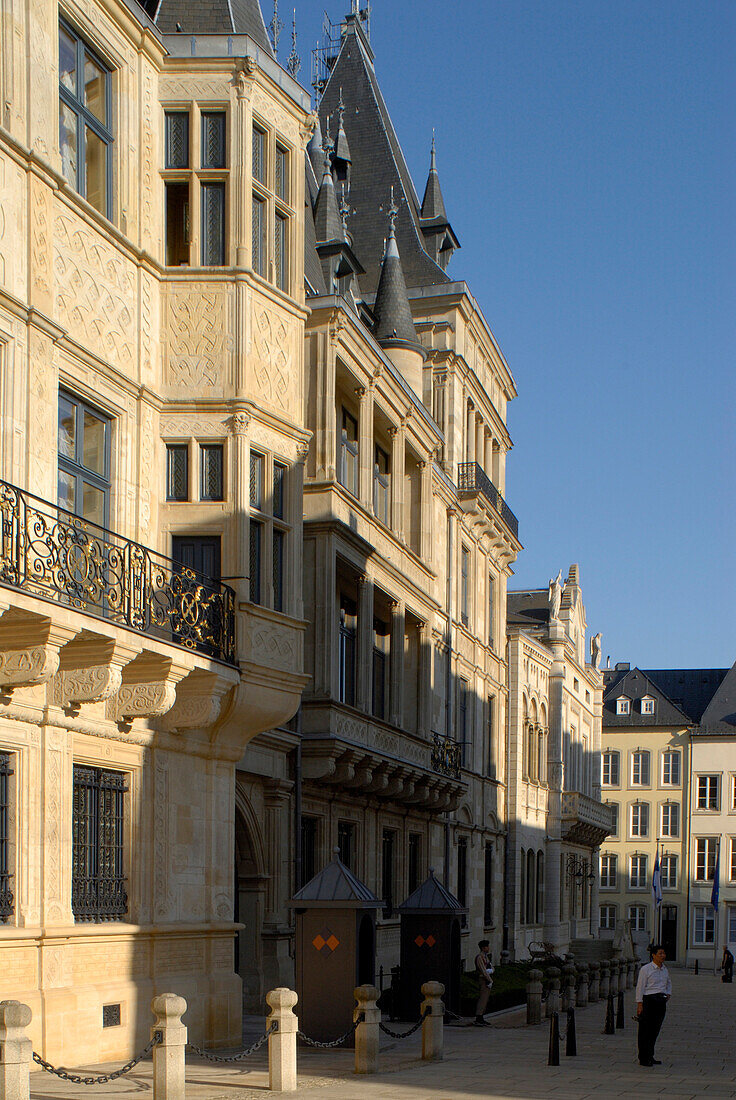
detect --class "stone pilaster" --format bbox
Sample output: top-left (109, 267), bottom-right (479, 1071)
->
top-left (356, 576), bottom-right (374, 712)
top-left (389, 600), bottom-right (405, 727)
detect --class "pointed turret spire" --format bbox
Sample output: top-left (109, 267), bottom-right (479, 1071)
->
top-left (313, 130), bottom-right (344, 244)
top-left (420, 131), bottom-right (447, 222)
top-left (307, 113), bottom-right (323, 181)
top-left (373, 188), bottom-right (420, 348)
top-left (331, 88), bottom-right (352, 191)
top-left (287, 8), bottom-right (301, 77)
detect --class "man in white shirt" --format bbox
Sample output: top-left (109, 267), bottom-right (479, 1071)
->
top-left (635, 945), bottom-right (672, 1066)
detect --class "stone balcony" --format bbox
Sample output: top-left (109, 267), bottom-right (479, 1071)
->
top-left (300, 701), bottom-right (467, 810)
top-left (457, 462), bottom-right (519, 540)
top-left (561, 791), bottom-right (615, 847)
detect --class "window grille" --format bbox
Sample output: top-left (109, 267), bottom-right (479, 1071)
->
top-left (201, 112), bottom-right (226, 169)
top-left (72, 765), bottom-right (127, 922)
top-left (0, 753), bottom-right (13, 922)
top-left (165, 111), bottom-right (189, 169)
top-left (166, 444), bottom-right (188, 501)
top-left (200, 444), bottom-right (223, 501)
top-left (249, 520), bottom-right (262, 605)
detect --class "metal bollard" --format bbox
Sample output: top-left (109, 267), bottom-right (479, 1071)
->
top-left (266, 988), bottom-right (298, 1093)
top-left (526, 968), bottom-right (543, 1025)
top-left (548, 1011), bottom-right (560, 1066)
top-left (420, 981), bottom-right (444, 1062)
top-left (354, 985), bottom-right (380, 1075)
top-left (0, 1001), bottom-right (32, 1100)
top-left (616, 990), bottom-right (625, 1030)
top-left (565, 1007), bottom-right (577, 1057)
top-left (151, 994), bottom-right (187, 1100)
top-left (694, 959), bottom-right (699, 975)
top-left (545, 968), bottom-right (561, 1018)
top-left (604, 993), bottom-right (615, 1035)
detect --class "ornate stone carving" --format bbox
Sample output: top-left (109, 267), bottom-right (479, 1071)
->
top-left (166, 283), bottom-right (232, 390)
top-left (229, 411), bottom-right (250, 436)
top-left (250, 621), bottom-right (296, 671)
top-left (161, 693), bottom-right (223, 732)
top-left (55, 663), bottom-right (123, 707)
top-left (160, 415), bottom-right (229, 439)
top-left (251, 305), bottom-right (292, 413)
top-left (109, 681), bottom-right (177, 722)
top-left (0, 645), bottom-right (59, 688)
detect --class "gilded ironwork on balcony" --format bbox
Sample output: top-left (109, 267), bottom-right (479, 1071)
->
top-left (0, 480), bottom-right (236, 665)
top-left (431, 731), bottom-right (462, 780)
top-left (457, 462), bottom-right (519, 539)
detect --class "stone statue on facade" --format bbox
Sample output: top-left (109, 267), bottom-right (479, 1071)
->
top-left (548, 570), bottom-right (563, 621)
top-left (591, 632), bottom-right (602, 670)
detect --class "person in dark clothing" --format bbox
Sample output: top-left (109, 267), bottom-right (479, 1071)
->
top-left (721, 947), bottom-right (733, 983)
top-left (635, 945), bottom-right (671, 1067)
top-left (474, 939), bottom-right (494, 1026)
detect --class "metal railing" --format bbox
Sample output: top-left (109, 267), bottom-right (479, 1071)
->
top-left (0, 479), bottom-right (236, 665)
top-left (431, 732), bottom-right (462, 779)
top-left (457, 462), bottom-right (519, 539)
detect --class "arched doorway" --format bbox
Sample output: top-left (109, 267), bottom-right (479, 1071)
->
top-left (234, 799), bottom-right (267, 1012)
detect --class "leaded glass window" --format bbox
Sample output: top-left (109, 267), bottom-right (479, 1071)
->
top-left (201, 182), bottom-right (225, 266)
top-left (0, 753), bottom-right (13, 923)
top-left (72, 765), bottom-right (127, 922)
top-left (252, 193), bottom-right (266, 275)
top-left (250, 451), bottom-right (263, 509)
top-left (273, 529), bottom-right (284, 613)
top-left (200, 444), bottom-right (223, 501)
top-left (165, 111), bottom-right (189, 169)
top-left (166, 444), bottom-right (188, 501)
top-left (275, 143), bottom-right (288, 200)
top-left (59, 21), bottom-right (113, 218)
top-left (273, 463), bottom-right (286, 519)
top-left (252, 123), bottom-right (266, 184)
top-left (275, 211), bottom-right (287, 291)
top-left (249, 520), bottom-right (262, 605)
top-left (201, 111), bottom-right (226, 169)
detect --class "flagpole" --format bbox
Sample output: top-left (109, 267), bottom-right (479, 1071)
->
top-left (713, 838), bottom-right (721, 976)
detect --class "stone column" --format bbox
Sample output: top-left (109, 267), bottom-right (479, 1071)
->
top-left (465, 400), bottom-right (475, 464)
top-left (389, 426), bottom-right (404, 542)
top-left (354, 985), bottom-right (380, 1075)
top-left (233, 65), bottom-right (253, 267)
top-left (151, 994), bottom-right (187, 1100)
top-left (266, 988), bottom-right (298, 1093)
top-left (0, 1000), bottom-right (32, 1100)
top-left (356, 386), bottom-right (373, 509)
top-left (416, 620), bottom-right (432, 739)
top-left (492, 441), bottom-right (501, 487)
top-left (420, 981), bottom-right (444, 1061)
top-left (357, 577), bottom-right (374, 712)
top-left (389, 601), bottom-right (405, 727)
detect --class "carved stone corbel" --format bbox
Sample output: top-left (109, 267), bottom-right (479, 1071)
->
top-left (54, 634), bottom-right (136, 714)
top-left (0, 612), bottom-right (78, 700)
top-left (161, 669), bottom-right (235, 732)
top-left (107, 652), bottom-right (189, 725)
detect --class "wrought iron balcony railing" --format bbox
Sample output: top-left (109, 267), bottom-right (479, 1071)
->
top-left (0, 480), bottom-right (236, 665)
top-left (431, 732), bottom-right (463, 780)
top-left (457, 462), bottom-right (519, 539)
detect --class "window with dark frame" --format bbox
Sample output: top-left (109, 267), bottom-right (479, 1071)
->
top-left (165, 181), bottom-right (190, 266)
top-left (300, 815), bottom-right (317, 888)
top-left (201, 182), bottom-right (226, 266)
top-left (0, 753), bottom-right (13, 923)
top-left (339, 408), bottom-right (359, 496)
top-left (249, 520), bottom-right (263, 605)
top-left (275, 212), bottom-right (288, 291)
top-left (200, 444), bottom-right (224, 502)
top-left (457, 835), bottom-right (468, 927)
top-left (252, 123), bottom-right (266, 184)
top-left (58, 390), bottom-right (111, 528)
top-left (165, 111), bottom-right (190, 169)
top-left (72, 765), bottom-right (128, 922)
top-left (602, 750), bottom-right (620, 786)
top-left (373, 445), bottom-right (390, 524)
top-left (201, 111), bottom-right (226, 169)
top-left (408, 832), bottom-right (421, 894)
top-left (381, 829), bottom-right (396, 918)
top-left (662, 750), bottom-right (681, 786)
top-left (273, 462), bottom-right (286, 520)
top-left (252, 193), bottom-right (266, 275)
top-left (697, 775), bottom-right (720, 810)
top-left (695, 837), bottom-right (717, 881)
top-left (372, 617), bottom-right (389, 721)
top-left (273, 529), bottom-right (285, 613)
top-left (337, 821), bottom-right (354, 870)
top-left (275, 143), bottom-right (288, 201)
top-left (59, 20), bottom-right (113, 218)
top-left (483, 843), bottom-right (493, 926)
top-left (460, 546), bottom-right (469, 626)
top-left (166, 444), bottom-right (189, 502)
top-left (338, 596), bottom-right (357, 706)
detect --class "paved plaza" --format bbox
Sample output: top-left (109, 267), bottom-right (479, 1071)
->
top-left (28, 970), bottom-right (736, 1100)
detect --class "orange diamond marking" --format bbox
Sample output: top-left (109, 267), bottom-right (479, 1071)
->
top-left (425, 935), bottom-right (436, 948)
top-left (414, 935), bottom-right (425, 947)
top-left (326, 935), bottom-right (340, 951)
top-left (312, 934), bottom-right (326, 951)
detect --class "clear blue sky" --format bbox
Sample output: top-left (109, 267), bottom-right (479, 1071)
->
top-left (290, 1), bottom-right (736, 670)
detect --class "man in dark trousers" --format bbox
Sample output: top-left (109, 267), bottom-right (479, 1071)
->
top-left (635, 945), bottom-right (671, 1066)
top-left (474, 939), bottom-right (494, 1026)
top-left (721, 946), bottom-right (734, 983)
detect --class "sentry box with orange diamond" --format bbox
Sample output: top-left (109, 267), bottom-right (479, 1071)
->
top-left (291, 848), bottom-right (380, 1044)
top-left (396, 868), bottom-right (466, 1020)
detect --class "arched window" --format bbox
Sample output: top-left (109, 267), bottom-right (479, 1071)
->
top-left (537, 728), bottom-right (545, 784)
top-left (526, 849), bottom-right (536, 924)
top-left (527, 723), bottom-right (537, 781)
top-left (536, 851), bottom-right (545, 924)
top-left (520, 847), bottom-right (526, 923)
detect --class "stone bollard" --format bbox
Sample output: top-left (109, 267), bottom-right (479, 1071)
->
top-left (599, 960), bottom-right (610, 1000)
top-left (588, 961), bottom-right (600, 1003)
top-left (420, 981), bottom-right (444, 1061)
top-left (545, 968), bottom-right (561, 1018)
top-left (526, 969), bottom-right (543, 1025)
top-left (354, 985), bottom-right (380, 1075)
top-left (626, 961), bottom-right (634, 989)
top-left (266, 988), bottom-right (298, 1093)
top-left (562, 960), bottom-right (576, 1013)
top-left (609, 960), bottom-right (619, 995)
top-left (575, 962), bottom-right (589, 1007)
top-left (151, 994), bottom-right (187, 1100)
top-left (0, 1001), bottom-right (32, 1100)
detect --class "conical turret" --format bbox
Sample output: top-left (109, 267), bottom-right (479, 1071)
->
top-left (420, 134), bottom-right (447, 222)
top-left (373, 190), bottom-right (426, 395)
top-left (419, 135), bottom-right (459, 271)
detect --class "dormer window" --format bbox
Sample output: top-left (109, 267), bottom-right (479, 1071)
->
top-left (616, 697), bottom-right (630, 716)
top-left (641, 696), bottom-right (655, 715)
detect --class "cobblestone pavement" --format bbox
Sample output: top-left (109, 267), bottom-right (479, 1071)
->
top-left (29, 970), bottom-right (736, 1099)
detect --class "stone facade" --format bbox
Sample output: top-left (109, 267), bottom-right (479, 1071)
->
top-left (0, 0), bottom-right (310, 1064)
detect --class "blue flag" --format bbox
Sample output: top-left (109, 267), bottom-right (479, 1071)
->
top-left (652, 845), bottom-right (663, 909)
top-left (711, 840), bottom-right (720, 912)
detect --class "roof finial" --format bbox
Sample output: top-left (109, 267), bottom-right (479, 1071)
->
top-left (387, 184), bottom-right (399, 237)
top-left (431, 129), bottom-right (436, 169)
top-left (321, 117), bottom-right (334, 176)
top-left (338, 87), bottom-right (345, 126)
top-left (269, 0), bottom-right (284, 53)
top-left (287, 9), bottom-right (301, 77)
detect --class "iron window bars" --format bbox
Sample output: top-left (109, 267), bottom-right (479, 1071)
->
top-left (0, 753), bottom-right (12, 922)
top-left (73, 765), bottom-right (128, 921)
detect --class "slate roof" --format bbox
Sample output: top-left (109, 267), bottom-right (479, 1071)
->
top-left (151, 0), bottom-right (273, 50)
top-left (507, 589), bottom-right (550, 628)
top-left (291, 851), bottom-right (381, 908)
top-left (314, 167), bottom-right (345, 245)
top-left (398, 869), bottom-right (465, 913)
top-left (695, 660), bottom-right (736, 734)
top-left (373, 230), bottom-right (421, 347)
top-left (602, 668), bottom-right (695, 728)
top-left (318, 15), bottom-right (452, 295)
top-left (643, 668), bottom-right (728, 723)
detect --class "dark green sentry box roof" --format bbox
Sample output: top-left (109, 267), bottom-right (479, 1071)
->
top-left (398, 869), bottom-right (466, 914)
top-left (291, 850), bottom-right (381, 909)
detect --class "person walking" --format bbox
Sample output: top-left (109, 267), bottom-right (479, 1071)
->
top-left (474, 939), bottom-right (494, 1026)
top-left (721, 946), bottom-right (733, 983)
top-left (635, 945), bottom-right (671, 1066)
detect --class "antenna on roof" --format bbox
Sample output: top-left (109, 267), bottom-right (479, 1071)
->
top-left (287, 9), bottom-right (301, 77)
top-left (269, 0), bottom-right (284, 53)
